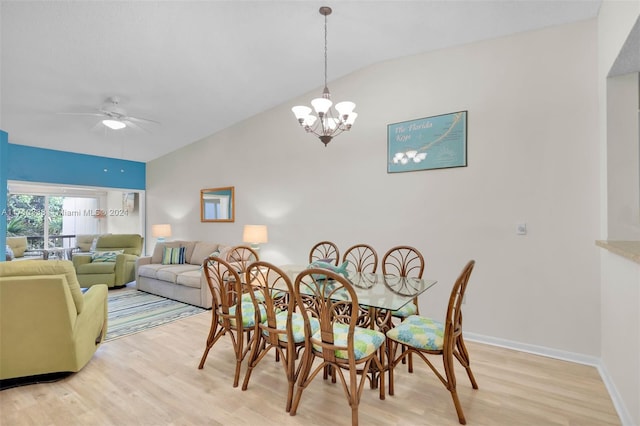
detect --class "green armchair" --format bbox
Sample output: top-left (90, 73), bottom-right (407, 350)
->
top-left (72, 234), bottom-right (143, 288)
top-left (0, 260), bottom-right (108, 380)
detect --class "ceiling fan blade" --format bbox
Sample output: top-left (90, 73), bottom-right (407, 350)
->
top-left (57, 112), bottom-right (105, 117)
top-left (126, 115), bottom-right (160, 125)
top-left (124, 120), bottom-right (151, 133)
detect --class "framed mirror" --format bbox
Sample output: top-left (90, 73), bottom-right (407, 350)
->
top-left (200, 186), bottom-right (235, 222)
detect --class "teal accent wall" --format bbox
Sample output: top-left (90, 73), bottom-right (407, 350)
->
top-left (1, 131), bottom-right (7, 262)
top-left (7, 144), bottom-right (145, 190)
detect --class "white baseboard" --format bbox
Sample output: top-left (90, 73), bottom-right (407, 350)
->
top-left (465, 332), bottom-right (634, 426)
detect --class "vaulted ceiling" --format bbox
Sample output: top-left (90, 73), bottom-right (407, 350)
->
top-left (1, 1), bottom-right (602, 162)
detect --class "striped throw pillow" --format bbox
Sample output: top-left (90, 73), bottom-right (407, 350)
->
top-left (162, 246), bottom-right (186, 265)
top-left (92, 250), bottom-right (124, 262)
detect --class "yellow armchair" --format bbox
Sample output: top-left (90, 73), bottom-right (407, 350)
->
top-left (72, 234), bottom-right (143, 288)
top-left (0, 260), bottom-right (108, 381)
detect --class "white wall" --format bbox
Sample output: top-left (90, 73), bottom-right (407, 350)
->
top-left (607, 72), bottom-right (640, 239)
top-left (103, 190), bottom-right (144, 235)
top-left (598, 2), bottom-right (640, 424)
top-left (148, 20), bottom-right (601, 357)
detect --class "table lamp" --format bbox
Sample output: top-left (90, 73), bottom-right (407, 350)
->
top-left (242, 224), bottom-right (268, 251)
top-left (152, 224), bottom-right (172, 242)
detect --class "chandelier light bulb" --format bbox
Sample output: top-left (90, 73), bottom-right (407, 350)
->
top-left (292, 106), bottom-right (312, 122)
top-left (311, 97), bottom-right (333, 115)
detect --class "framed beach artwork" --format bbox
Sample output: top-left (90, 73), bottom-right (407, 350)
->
top-left (387, 111), bottom-right (467, 173)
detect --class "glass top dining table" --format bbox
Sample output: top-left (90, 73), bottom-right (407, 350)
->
top-left (280, 265), bottom-right (437, 312)
top-left (346, 272), bottom-right (437, 311)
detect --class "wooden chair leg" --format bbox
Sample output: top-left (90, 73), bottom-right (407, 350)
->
top-left (450, 388), bottom-right (467, 425)
top-left (289, 349), bottom-right (314, 416)
top-left (388, 340), bottom-right (396, 396)
top-left (444, 345), bottom-right (466, 425)
top-left (241, 332), bottom-right (263, 390)
top-left (456, 335), bottom-right (478, 389)
top-left (198, 317), bottom-right (221, 369)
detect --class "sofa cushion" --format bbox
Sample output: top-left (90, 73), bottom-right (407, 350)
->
top-left (156, 265), bottom-right (201, 284)
top-left (91, 250), bottom-right (124, 262)
top-left (137, 263), bottom-right (171, 279)
top-left (174, 241), bottom-right (197, 264)
top-left (176, 269), bottom-right (204, 288)
top-left (161, 246), bottom-right (186, 265)
top-left (151, 242), bottom-right (180, 264)
top-left (190, 242), bottom-right (220, 266)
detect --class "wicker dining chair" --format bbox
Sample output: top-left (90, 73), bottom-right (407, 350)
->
top-left (386, 260), bottom-right (478, 425)
top-left (382, 245), bottom-right (425, 371)
top-left (342, 243), bottom-right (381, 331)
top-left (226, 245), bottom-right (260, 273)
top-left (198, 255), bottom-right (263, 387)
top-left (342, 244), bottom-right (378, 273)
top-left (382, 246), bottom-right (425, 317)
top-left (309, 241), bottom-right (340, 266)
top-left (241, 261), bottom-right (319, 412)
top-left (290, 268), bottom-right (386, 426)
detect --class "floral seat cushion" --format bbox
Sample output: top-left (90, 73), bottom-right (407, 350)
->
top-left (311, 322), bottom-right (385, 360)
top-left (386, 315), bottom-right (444, 351)
top-left (391, 302), bottom-right (418, 318)
top-left (223, 302), bottom-right (266, 328)
top-left (262, 311), bottom-right (320, 343)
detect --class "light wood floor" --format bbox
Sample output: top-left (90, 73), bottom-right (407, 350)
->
top-left (0, 311), bottom-right (620, 426)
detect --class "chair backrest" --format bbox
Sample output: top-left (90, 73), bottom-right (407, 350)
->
top-left (382, 245), bottom-right (424, 278)
top-left (245, 261), bottom-right (295, 344)
top-left (96, 234), bottom-right (143, 256)
top-left (444, 260), bottom-right (475, 346)
top-left (294, 268), bottom-right (359, 364)
top-left (6, 236), bottom-right (28, 257)
top-left (203, 255), bottom-right (244, 328)
top-left (342, 244), bottom-right (378, 273)
top-left (309, 241), bottom-right (340, 266)
top-left (226, 245), bottom-right (259, 273)
top-left (0, 259), bottom-right (85, 313)
top-left (75, 234), bottom-right (101, 252)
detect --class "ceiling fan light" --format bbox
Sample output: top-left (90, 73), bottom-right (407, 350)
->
top-left (102, 119), bottom-right (126, 130)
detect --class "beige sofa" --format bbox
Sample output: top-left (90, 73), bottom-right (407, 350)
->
top-left (136, 241), bottom-right (231, 309)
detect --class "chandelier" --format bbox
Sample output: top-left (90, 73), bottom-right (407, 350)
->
top-left (292, 6), bottom-right (357, 147)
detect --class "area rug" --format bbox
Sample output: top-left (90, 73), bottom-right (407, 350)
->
top-left (106, 289), bottom-right (206, 341)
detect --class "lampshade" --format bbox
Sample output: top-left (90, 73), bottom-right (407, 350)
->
top-left (152, 224), bottom-right (172, 238)
top-left (243, 225), bottom-right (268, 244)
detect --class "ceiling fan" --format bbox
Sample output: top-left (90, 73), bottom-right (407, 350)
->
top-left (59, 96), bottom-right (159, 131)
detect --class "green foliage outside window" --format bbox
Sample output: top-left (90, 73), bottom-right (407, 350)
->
top-left (6, 195), bottom-right (63, 240)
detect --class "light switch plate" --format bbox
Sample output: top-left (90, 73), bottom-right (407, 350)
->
top-left (516, 223), bottom-right (527, 235)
